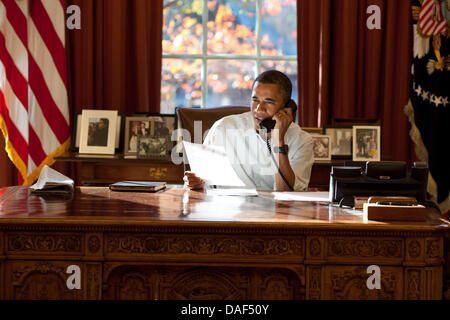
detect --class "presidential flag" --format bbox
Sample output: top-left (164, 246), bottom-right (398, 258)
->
top-left (0, 0), bottom-right (70, 185)
top-left (405, 0), bottom-right (449, 213)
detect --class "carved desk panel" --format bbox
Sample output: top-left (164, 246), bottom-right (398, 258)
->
top-left (0, 186), bottom-right (448, 300)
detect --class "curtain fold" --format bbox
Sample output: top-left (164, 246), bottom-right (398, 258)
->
top-left (298, 0), bottom-right (413, 162)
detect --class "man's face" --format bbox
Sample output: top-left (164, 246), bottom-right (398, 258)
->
top-left (250, 81), bottom-right (285, 129)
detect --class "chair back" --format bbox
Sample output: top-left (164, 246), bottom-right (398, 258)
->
top-left (177, 106), bottom-right (250, 143)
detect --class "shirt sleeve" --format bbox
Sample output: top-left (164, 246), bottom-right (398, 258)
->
top-left (288, 130), bottom-right (314, 191)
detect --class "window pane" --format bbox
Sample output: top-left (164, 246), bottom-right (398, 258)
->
top-left (260, 60), bottom-right (298, 103)
top-left (163, 0), bottom-right (203, 54)
top-left (207, 60), bottom-right (255, 107)
top-left (207, 1), bottom-right (256, 55)
top-left (161, 58), bottom-right (202, 113)
top-left (261, 0), bottom-right (297, 56)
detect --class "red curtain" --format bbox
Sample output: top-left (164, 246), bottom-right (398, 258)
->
top-left (0, 0), bottom-right (163, 186)
top-left (298, 0), bottom-right (414, 163)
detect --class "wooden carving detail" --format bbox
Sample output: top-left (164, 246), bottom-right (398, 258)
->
top-left (165, 269), bottom-right (246, 300)
top-left (258, 269), bottom-right (303, 300)
top-left (309, 238), bottom-right (321, 257)
top-left (426, 239), bottom-right (441, 259)
top-left (119, 272), bottom-right (152, 300)
top-left (11, 262), bottom-right (80, 300)
top-left (103, 266), bottom-right (154, 300)
top-left (328, 267), bottom-right (399, 300)
top-left (308, 267), bottom-right (322, 300)
top-left (8, 233), bottom-right (82, 253)
top-left (88, 235), bottom-right (101, 254)
top-left (149, 168), bottom-right (167, 179)
top-left (406, 269), bottom-right (421, 300)
top-left (106, 235), bottom-right (303, 257)
top-left (328, 239), bottom-right (401, 258)
top-left (408, 240), bottom-right (421, 258)
top-left (86, 264), bottom-right (101, 300)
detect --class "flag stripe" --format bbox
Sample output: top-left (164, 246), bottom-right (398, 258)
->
top-left (30, 0), bottom-right (67, 86)
top-left (28, 20), bottom-right (69, 123)
top-left (28, 56), bottom-right (69, 144)
top-left (1, 0), bottom-right (27, 45)
top-left (0, 90), bottom-right (28, 164)
top-left (0, 33), bottom-right (28, 110)
top-left (4, 78), bottom-right (28, 142)
top-left (28, 124), bottom-right (47, 167)
top-left (0, 1), bottom-right (28, 81)
top-left (41, 0), bottom-right (65, 46)
top-left (28, 88), bottom-right (61, 155)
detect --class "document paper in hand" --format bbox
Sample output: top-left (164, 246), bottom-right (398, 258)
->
top-left (182, 141), bottom-right (246, 187)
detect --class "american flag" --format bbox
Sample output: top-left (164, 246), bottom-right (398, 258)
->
top-left (419, 0), bottom-right (447, 36)
top-left (0, 0), bottom-right (70, 185)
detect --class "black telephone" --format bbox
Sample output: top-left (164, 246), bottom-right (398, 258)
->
top-left (259, 99), bottom-right (298, 132)
top-left (259, 99), bottom-right (298, 191)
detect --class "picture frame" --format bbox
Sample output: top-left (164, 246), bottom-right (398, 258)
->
top-left (79, 110), bottom-right (118, 155)
top-left (72, 111), bottom-right (123, 153)
top-left (352, 125), bottom-right (381, 161)
top-left (323, 126), bottom-right (353, 159)
top-left (302, 127), bottom-right (323, 135)
top-left (311, 134), bottom-right (331, 161)
top-left (124, 114), bottom-right (176, 159)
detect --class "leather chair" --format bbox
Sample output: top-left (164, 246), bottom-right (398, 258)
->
top-left (176, 106), bottom-right (250, 143)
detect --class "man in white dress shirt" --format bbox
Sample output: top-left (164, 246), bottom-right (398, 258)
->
top-left (184, 70), bottom-right (313, 191)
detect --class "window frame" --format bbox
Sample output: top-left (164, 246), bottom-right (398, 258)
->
top-left (162, 0), bottom-right (297, 109)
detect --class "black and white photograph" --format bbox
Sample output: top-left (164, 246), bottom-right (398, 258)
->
top-left (312, 135), bottom-right (331, 161)
top-left (324, 127), bottom-right (352, 158)
top-left (352, 125), bottom-right (381, 161)
top-left (127, 115), bottom-right (175, 159)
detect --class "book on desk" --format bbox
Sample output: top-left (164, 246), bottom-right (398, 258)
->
top-left (109, 181), bottom-right (167, 192)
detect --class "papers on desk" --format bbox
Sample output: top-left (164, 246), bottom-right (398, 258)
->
top-left (182, 141), bottom-right (246, 187)
top-left (206, 188), bottom-right (258, 197)
top-left (30, 165), bottom-right (74, 193)
top-left (273, 191), bottom-right (330, 202)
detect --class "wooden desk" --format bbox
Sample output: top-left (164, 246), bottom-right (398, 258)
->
top-left (0, 186), bottom-right (448, 300)
top-left (54, 155), bottom-right (341, 188)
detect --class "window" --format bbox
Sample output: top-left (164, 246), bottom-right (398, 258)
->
top-left (161, 0), bottom-right (297, 114)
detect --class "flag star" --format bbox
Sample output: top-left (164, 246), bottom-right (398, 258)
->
top-left (433, 95), bottom-right (442, 107)
top-left (421, 90), bottom-right (429, 101)
top-left (415, 85), bottom-right (422, 96)
top-left (441, 96), bottom-right (449, 106)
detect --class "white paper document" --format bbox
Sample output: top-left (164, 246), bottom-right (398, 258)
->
top-left (182, 141), bottom-right (246, 187)
top-left (30, 165), bottom-right (74, 193)
top-left (273, 191), bottom-right (330, 202)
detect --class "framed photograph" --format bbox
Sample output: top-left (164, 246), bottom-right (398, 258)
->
top-left (73, 111), bottom-right (123, 152)
top-left (79, 110), bottom-right (118, 155)
top-left (125, 115), bottom-right (176, 159)
top-left (324, 127), bottom-right (353, 159)
top-left (352, 126), bottom-right (381, 161)
top-left (302, 127), bottom-right (323, 135)
top-left (312, 134), bottom-right (331, 161)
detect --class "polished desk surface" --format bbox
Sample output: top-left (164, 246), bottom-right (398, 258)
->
top-left (0, 186), bottom-right (447, 233)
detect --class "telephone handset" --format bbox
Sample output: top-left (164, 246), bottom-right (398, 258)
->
top-left (259, 99), bottom-right (297, 132)
top-left (258, 99), bottom-right (297, 191)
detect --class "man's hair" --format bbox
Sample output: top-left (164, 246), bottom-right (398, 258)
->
top-left (253, 70), bottom-right (292, 103)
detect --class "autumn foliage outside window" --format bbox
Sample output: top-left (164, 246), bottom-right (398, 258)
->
top-left (161, 0), bottom-right (297, 113)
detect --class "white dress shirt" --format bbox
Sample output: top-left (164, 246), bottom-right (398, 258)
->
top-left (203, 111), bottom-right (314, 191)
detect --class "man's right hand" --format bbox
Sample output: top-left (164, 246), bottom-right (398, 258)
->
top-left (183, 171), bottom-right (205, 190)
